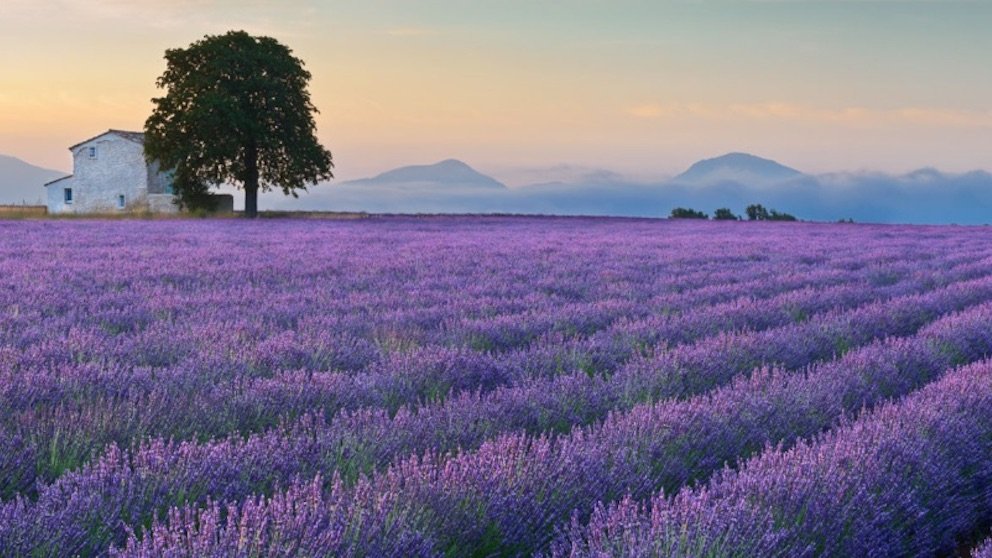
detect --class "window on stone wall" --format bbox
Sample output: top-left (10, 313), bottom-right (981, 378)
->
top-left (64, 188), bottom-right (73, 204)
top-left (118, 195), bottom-right (126, 209)
top-left (88, 147), bottom-right (96, 158)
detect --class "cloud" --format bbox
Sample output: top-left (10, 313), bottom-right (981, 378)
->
top-left (895, 107), bottom-right (992, 128)
top-left (2, 0), bottom-right (319, 33)
top-left (385, 26), bottom-right (438, 38)
top-left (625, 101), bottom-right (992, 129)
top-left (627, 104), bottom-right (669, 119)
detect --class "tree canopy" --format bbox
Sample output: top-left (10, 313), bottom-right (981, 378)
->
top-left (144, 30), bottom-right (333, 217)
top-left (745, 204), bottom-right (769, 221)
top-left (745, 204), bottom-right (797, 222)
top-left (670, 207), bottom-right (708, 219)
top-left (713, 208), bottom-right (740, 221)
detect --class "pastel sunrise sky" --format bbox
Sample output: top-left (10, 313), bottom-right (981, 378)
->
top-left (1, 0), bottom-right (990, 182)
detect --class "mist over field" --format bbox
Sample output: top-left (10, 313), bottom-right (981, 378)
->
top-left (3, 149), bottom-right (988, 223)
top-left (251, 154), bottom-right (992, 225)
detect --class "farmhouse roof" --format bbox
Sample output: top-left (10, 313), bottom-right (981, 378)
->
top-left (43, 175), bottom-right (73, 187)
top-left (68, 129), bottom-right (145, 151)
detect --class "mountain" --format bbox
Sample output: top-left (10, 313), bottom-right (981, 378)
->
top-left (674, 152), bottom-right (804, 185)
top-left (258, 159), bottom-right (508, 214)
top-left (240, 154), bottom-right (992, 225)
top-left (0, 154), bottom-right (64, 205)
top-left (341, 159), bottom-right (506, 190)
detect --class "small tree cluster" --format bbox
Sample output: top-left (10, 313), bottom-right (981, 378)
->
top-left (768, 210), bottom-right (797, 221)
top-left (670, 207), bottom-right (709, 219)
top-left (745, 204), bottom-right (797, 222)
top-left (667, 205), bottom-right (800, 222)
top-left (713, 208), bottom-right (739, 221)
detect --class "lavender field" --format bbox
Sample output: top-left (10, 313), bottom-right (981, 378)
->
top-left (2, 216), bottom-right (992, 557)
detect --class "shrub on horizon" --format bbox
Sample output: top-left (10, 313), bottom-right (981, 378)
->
top-left (746, 203), bottom-right (798, 221)
top-left (713, 208), bottom-right (739, 220)
top-left (670, 207), bottom-right (708, 219)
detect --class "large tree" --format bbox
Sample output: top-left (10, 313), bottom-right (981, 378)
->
top-left (144, 31), bottom-right (333, 217)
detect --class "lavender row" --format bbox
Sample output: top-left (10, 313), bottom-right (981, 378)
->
top-left (123, 350), bottom-right (992, 558)
top-left (0, 260), bottom-right (977, 505)
top-left (0, 271), bottom-right (912, 499)
top-left (5, 235), bottom-right (957, 383)
top-left (3, 219), bottom-right (992, 556)
top-left (558, 357), bottom-right (992, 557)
top-left (5, 221), bottom-right (931, 410)
top-left (252, 272), bottom-right (992, 475)
top-left (1, 221), bottom-right (982, 400)
top-left (125, 353), bottom-right (992, 558)
top-left (56, 295), bottom-right (992, 558)
top-left (7, 283), bottom-right (992, 556)
top-left (4, 221), bottom-right (865, 492)
top-left (1, 261), bottom-right (917, 416)
top-left (3, 255), bottom-right (972, 499)
top-left (2, 220), bottom-right (979, 373)
top-left (351, 298), bottom-right (992, 556)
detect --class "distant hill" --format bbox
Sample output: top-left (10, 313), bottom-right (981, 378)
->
top-left (0, 154), bottom-right (63, 205)
top-left (674, 152), bottom-right (804, 185)
top-left (39, 149), bottom-right (985, 225)
top-left (341, 159), bottom-right (506, 190)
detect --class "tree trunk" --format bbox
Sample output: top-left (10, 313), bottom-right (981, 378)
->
top-left (244, 143), bottom-right (259, 218)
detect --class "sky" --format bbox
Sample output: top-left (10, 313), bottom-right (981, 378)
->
top-left (1, 0), bottom-right (990, 183)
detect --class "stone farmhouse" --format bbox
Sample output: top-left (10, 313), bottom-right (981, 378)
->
top-left (44, 130), bottom-right (179, 214)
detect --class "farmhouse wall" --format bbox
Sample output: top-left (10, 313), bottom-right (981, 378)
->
top-left (47, 132), bottom-right (179, 214)
top-left (48, 136), bottom-right (147, 213)
top-left (46, 177), bottom-right (72, 213)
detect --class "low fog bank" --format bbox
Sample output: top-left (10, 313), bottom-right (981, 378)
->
top-left (6, 151), bottom-right (990, 225)
top-left (253, 169), bottom-right (992, 225)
